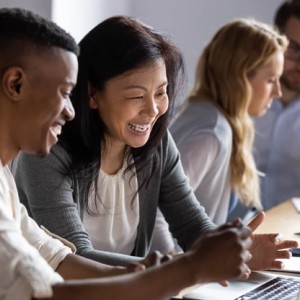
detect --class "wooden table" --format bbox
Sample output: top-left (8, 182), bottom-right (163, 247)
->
top-left (254, 199), bottom-right (300, 243)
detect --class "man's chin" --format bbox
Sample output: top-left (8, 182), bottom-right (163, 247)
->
top-left (29, 147), bottom-right (50, 157)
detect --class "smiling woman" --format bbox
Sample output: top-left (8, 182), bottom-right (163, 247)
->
top-left (89, 58), bottom-right (169, 155)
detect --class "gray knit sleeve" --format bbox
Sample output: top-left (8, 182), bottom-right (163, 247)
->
top-left (158, 131), bottom-right (216, 251)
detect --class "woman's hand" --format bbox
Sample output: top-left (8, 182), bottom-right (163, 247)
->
top-left (187, 222), bottom-right (252, 285)
top-left (247, 212), bottom-right (299, 270)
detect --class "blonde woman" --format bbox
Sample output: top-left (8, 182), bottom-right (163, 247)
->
top-left (170, 18), bottom-right (287, 225)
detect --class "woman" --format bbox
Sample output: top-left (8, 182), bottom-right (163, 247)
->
top-left (170, 18), bottom-right (285, 225)
top-left (15, 16), bottom-right (296, 269)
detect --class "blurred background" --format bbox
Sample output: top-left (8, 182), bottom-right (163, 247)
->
top-left (0, 0), bottom-right (283, 92)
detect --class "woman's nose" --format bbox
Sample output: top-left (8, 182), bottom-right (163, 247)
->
top-left (142, 98), bottom-right (159, 117)
top-left (273, 80), bottom-right (282, 98)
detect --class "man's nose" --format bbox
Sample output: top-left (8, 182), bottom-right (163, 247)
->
top-left (64, 98), bottom-right (75, 121)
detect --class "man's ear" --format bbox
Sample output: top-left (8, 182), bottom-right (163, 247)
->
top-left (2, 67), bottom-right (24, 101)
top-left (88, 83), bottom-right (98, 109)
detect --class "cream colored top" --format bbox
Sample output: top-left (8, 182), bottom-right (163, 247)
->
top-left (0, 160), bottom-right (73, 300)
top-left (83, 159), bottom-right (139, 255)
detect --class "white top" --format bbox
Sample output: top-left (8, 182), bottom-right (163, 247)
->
top-left (171, 101), bottom-right (232, 224)
top-left (0, 160), bottom-right (72, 300)
top-left (83, 158), bottom-right (139, 255)
top-left (253, 98), bottom-right (300, 210)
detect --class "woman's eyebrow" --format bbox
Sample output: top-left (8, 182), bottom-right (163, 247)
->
top-left (123, 81), bottom-right (168, 91)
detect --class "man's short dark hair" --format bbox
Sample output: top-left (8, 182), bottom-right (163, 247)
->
top-left (274, 0), bottom-right (300, 32)
top-left (0, 7), bottom-right (79, 56)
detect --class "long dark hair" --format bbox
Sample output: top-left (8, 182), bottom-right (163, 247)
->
top-left (59, 16), bottom-right (185, 212)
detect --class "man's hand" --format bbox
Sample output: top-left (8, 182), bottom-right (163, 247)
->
top-left (187, 223), bottom-right (252, 285)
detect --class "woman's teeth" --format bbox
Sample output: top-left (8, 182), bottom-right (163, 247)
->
top-left (129, 123), bottom-right (149, 132)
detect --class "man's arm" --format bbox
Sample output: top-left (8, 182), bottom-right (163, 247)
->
top-left (46, 255), bottom-right (193, 300)
top-left (56, 254), bottom-right (129, 279)
top-left (43, 225), bottom-right (252, 300)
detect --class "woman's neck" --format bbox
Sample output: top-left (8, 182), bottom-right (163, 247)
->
top-left (101, 140), bottom-right (128, 175)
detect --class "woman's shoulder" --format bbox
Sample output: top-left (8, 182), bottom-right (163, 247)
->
top-left (51, 143), bottom-right (71, 158)
top-left (171, 100), bottom-right (230, 138)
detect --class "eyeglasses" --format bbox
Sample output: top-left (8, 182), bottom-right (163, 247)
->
top-left (285, 40), bottom-right (300, 61)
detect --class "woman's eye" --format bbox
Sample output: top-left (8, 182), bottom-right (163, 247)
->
top-left (126, 96), bottom-right (144, 100)
top-left (156, 91), bottom-right (167, 98)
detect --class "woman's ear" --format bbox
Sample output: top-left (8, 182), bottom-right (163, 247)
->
top-left (89, 95), bottom-right (98, 109)
top-left (2, 67), bottom-right (24, 101)
top-left (88, 83), bottom-right (98, 109)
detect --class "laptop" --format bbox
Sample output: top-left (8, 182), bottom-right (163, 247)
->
top-left (182, 271), bottom-right (300, 300)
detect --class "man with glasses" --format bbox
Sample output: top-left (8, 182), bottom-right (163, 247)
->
top-left (253, 0), bottom-right (300, 210)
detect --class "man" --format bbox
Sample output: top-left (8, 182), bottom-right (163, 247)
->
top-left (253, 0), bottom-right (300, 210)
top-left (0, 7), bottom-right (254, 300)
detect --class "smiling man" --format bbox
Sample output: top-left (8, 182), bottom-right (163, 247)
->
top-left (253, 0), bottom-right (300, 210)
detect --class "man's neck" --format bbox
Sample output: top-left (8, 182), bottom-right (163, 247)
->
top-left (280, 84), bottom-right (300, 107)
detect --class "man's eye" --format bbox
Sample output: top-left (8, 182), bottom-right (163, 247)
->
top-left (63, 92), bottom-right (72, 98)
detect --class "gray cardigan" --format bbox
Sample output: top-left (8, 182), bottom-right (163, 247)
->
top-left (15, 131), bottom-right (214, 266)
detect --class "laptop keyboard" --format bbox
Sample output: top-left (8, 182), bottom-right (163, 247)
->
top-left (234, 276), bottom-right (300, 300)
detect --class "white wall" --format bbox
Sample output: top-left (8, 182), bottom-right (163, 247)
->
top-left (52, 0), bottom-right (132, 42)
top-left (0, 0), bottom-right (51, 18)
top-left (0, 0), bottom-right (284, 89)
top-left (131, 0), bottom-right (283, 89)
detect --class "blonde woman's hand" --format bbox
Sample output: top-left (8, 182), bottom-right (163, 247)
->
top-left (246, 212), bottom-right (299, 270)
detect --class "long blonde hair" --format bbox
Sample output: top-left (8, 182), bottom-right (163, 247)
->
top-left (189, 19), bottom-right (288, 208)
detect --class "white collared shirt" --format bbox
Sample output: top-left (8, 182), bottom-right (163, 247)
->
top-left (254, 98), bottom-right (300, 210)
top-left (0, 160), bottom-right (72, 300)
